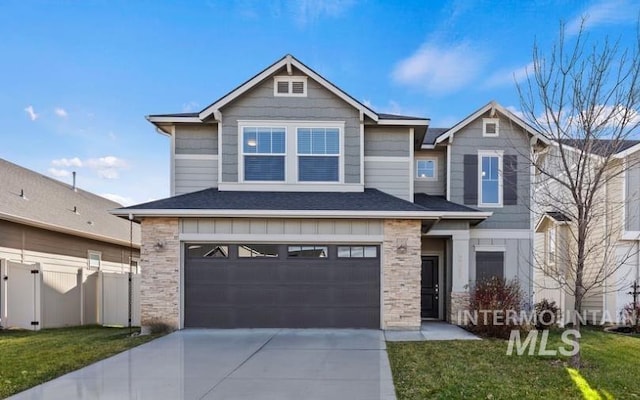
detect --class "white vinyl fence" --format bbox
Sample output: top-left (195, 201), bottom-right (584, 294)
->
top-left (0, 259), bottom-right (140, 330)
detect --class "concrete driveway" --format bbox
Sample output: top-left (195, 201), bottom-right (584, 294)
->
top-left (10, 329), bottom-right (396, 400)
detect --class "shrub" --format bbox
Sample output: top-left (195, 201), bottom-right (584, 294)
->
top-left (620, 302), bottom-right (640, 332)
top-left (468, 277), bottom-right (526, 339)
top-left (534, 299), bottom-right (560, 330)
top-left (143, 318), bottom-right (174, 335)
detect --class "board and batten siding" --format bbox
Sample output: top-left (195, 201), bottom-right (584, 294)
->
top-left (450, 112), bottom-right (531, 229)
top-left (469, 237), bottom-right (533, 299)
top-left (220, 67), bottom-right (361, 184)
top-left (414, 149), bottom-right (446, 196)
top-left (173, 125), bottom-right (219, 195)
top-left (625, 153), bottom-right (640, 231)
top-left (180, 218), bottom-right (382, 239)
top-left (0, 219), bottom-right (138, 273)
top-left (363, 126), bottom-right (412, 201)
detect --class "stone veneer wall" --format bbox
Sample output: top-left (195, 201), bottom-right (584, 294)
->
top-left (140, 217), bottom-right (180, 331)
top-left (449, 292), bottom-right (470, 324)
top-left (382, 219), bottom-right (421, 330)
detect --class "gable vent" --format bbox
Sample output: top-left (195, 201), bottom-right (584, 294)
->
top-left (277, 81), bottom-right (289, 94)
top-left (291, 81), bottom-right (305, 94)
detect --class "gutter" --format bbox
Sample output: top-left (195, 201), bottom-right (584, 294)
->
top-left (110, 208), bottom-right (492, 221)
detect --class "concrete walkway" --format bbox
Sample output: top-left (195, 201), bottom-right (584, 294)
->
top-left (10, 329), bottom-right (396, 400)
top-left (385, 322), bottom-right (481, 342)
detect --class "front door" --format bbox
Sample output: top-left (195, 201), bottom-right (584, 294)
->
top-left (421, 256), bottom-right (439, 319)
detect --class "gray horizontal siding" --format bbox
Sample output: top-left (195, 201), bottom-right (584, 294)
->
top-left (414, 150), bottom-right (446, 196)
top-left (364, 126), bottom-right (410, 157)
top-left (175, 125), bottom-right (217, 155)
top-left (449, 112), bottom-right (531, 229)
top-left (364, 160), bottom-right (410, 201)
top-left (220, 66), bottom-right (360, 184)
top-left (175, 158), bottom-right (218, 195)
top-left (626, 153), bottom-right (640, 231)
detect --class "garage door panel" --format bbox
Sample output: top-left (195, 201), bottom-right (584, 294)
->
top-left (184, 244), bottom-right (380, 328)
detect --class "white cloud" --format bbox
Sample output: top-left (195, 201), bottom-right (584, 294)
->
top-left (86, 156), bottom-right (128, 180)
top-left (48, 168), bottom-right (71, 178)
top-left (292, 0), bottom-right (356, 26)
top-left (392, 41), bottom-right (486, 94)
top-left (101, 193), bottom-right (135, 206)
top-left (24, 105), bottom-right (38, 121)
top-left (54, 107), bottom-right (68, 118)
top-left (485, 62), bottom-right (534, 88)
top-left (566, 0), bottom-right (639, 36)
top-left (50, 156), bottom-right (128, 180)
top-left (51, 157), bottom-right (83, 167)
top-left (182, 101), bottom-right (200, 113)
top-left (505, 105), bottom-right (526, 120)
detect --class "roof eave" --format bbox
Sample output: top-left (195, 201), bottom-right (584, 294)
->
top-left (111, 208), bottom-right (491, 221)
top-left (0, 212), bottom-right (140, 249)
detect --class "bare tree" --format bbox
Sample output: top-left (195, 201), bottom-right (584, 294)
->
top-left (518, 20), bottom-right (640, 368)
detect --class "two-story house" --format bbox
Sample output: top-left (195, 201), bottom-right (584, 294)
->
top-left (114, 55), bottom-right (548, 331)
top-left (534, 140), bottom-right (640, 324)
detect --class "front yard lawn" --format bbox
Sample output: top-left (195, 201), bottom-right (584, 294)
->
top-left (388, 327), bottom-right (640, 399)
top-left (0, 326), bottom-right (160, 399)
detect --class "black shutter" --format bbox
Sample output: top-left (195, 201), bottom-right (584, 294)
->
top-left (503, 155), bottom-right (518, 205)
top-left (463, 154), bottom-right (478, 205)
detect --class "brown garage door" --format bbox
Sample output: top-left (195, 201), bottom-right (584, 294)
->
top-left (184, 243), bottom-right (380, 328)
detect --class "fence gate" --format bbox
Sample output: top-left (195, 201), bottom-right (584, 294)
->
top-left (1, 260), bottom-right (41, 330)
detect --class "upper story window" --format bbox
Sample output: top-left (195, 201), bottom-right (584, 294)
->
top-left (547, 227), bottom-right (557, 266)
top-left (242, 127), bottom-right (286, 181)
top-left (483, 118), bottom-right (499, 137)
top-left (416, 158), bottom-right (437, 180)
top-left (88, 250), bottom-right (101, 269)
top-left (297, 128), bottom-right (340, 182)
top-left (274, 76), bottom-right (307, 97)
top-left (478, 150), bottom-right (503, 207)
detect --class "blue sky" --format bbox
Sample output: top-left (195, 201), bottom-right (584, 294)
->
top-left (1, 0), bottom-right (638, 205)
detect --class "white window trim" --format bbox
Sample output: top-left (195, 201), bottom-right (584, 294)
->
top-left (415, 157), bottom-right (438, 181)
top-left (88, 250), bottom-right (102, 269)
top-left (478, 149), bottom-right (504, 208)
top-left (239, 124), bottom-right (287, 183)
top-left (273, 76), bottom-right (307, 97)
top-left (295, 127), bottom-right (342, 183)
top-left (237, 120), bottom-right (345, 185)
top-left (483, 118), bottom-right (500, 137)
top-left (547, 226), bottom-right (557, 266)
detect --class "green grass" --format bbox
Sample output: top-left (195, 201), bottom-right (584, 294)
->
top-left (0, 326), bottom-right (161, 399)
top-left (387, 328), bottom-right (640, 399)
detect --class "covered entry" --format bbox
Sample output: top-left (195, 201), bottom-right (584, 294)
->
top-left (184, 243), bottom-right (380, 328)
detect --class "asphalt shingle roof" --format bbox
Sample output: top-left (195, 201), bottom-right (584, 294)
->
top-left (0, 158), bottom-right (141, 246)
top-left (545, 211), bottom-right (571, 222)
top-left (119, 188), bottom-right (428, 212)
top-left (559, 139), bottom-right (640, 156)
top-left (423, 128), bottom-right (449, 145)
top-left (378, 113), bottom-right (429, 121)
top-left (413, 193), bottom-right (480, 212)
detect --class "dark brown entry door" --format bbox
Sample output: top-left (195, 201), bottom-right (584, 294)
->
top-left (421, 256), bottom-right (439, 319)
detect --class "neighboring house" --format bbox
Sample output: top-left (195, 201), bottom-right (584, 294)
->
top-left (534, 140), bottom-right (640, 324)
top-left (114, 54), bottom-right (548, 331)
top-left (0, 158), bottom-right (141, 273)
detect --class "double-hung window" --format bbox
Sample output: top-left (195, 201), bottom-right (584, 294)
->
top-left (242, 127), bottom-right (286, 181)
top-left (478, 151), bottom-right (503, 207)
top-left (297, 127), bottom-right (340, 182)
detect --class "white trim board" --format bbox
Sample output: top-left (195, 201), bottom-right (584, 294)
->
top-left (179, 234), bottom-right (384, 243)
top-left (174, 154), bottom-right (218, 160)
top-left (474, 245), bottom-right (506, 252)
